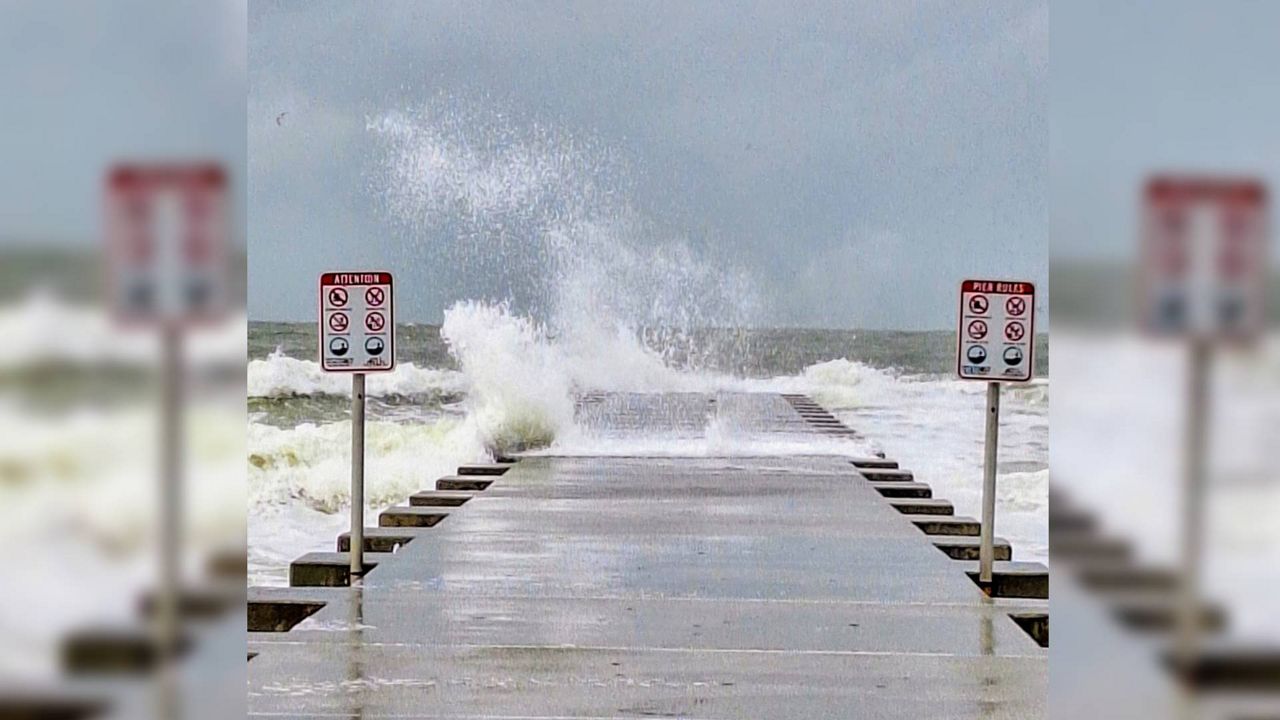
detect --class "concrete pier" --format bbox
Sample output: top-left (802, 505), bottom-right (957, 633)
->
top-left (249, 392), bottom-right (1046, 717)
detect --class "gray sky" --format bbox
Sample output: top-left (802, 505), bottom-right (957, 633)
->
top-left (250, 1), bottom-right (1047, 328)
top-left (1052, 0), bottom-right (1280, 264)
top-left (0, 0), bottom-right (245, 246)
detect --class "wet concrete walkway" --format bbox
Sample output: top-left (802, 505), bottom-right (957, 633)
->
top-left (248, 394), bottom-right (1046, 718)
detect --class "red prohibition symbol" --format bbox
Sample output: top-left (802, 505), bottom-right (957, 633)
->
top-left (967, 319), bottom-right (988, 340)
top-left (968, 295), bottom-right (989, 314)
top-left (1005, 296), bottom-right (1027, 316)
top-left (328, 311), bottom-right (349, 332)
top-left (327, 287), bottom-right (348, 307)
top-left (365, 311), bottom-right (386, 332)
top-left (365, 287), bottom-right (386, 307)
top-left (1004, 321), bottom-right (1025, 342)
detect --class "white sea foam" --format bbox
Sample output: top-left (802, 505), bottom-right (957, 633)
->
top-left (247, 351), bottom-right (466, 398)
top-left (0, 398), bottom-right (245, 676)
top-left (0, 289), bottom-right (245, 369)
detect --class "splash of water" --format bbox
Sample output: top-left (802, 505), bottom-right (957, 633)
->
top-left (368, 95), bottom-right (763, 448)
top-left (368, 96), bottom-right (759, 352)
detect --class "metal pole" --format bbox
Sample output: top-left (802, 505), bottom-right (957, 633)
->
top-left (158, 324), bottom-right (182, 657)
top-left (1175, 340), bottom-right (1210, 676)
top-left (979, 381), bottom-right (1001, 586)
top-left (350, 372), bottom-right (366, 578)
top-left (153, 324), bottom-right (183, 720)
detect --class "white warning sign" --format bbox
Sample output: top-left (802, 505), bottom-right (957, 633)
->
top-left (1141, 176), bottom-right (1268, 340)
top-left (105, 163), bottom-right (229, 325)
top-left (319, 272), bottom-right (395, 372)
top-left (957, 279), bottom-right (1035, 383)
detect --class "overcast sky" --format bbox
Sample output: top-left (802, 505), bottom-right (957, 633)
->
top-left (249, 1), bottom-right (1046, 328)
top-left (0, 1), bottom-right (245, 246)
top-left (1052, 0), bottom-right (1280, 264)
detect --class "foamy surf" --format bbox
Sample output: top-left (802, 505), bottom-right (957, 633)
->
top-left (248, 351), bottom-right (467, 399)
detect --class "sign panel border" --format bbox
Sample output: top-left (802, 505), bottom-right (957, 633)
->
top-left (318, 270), bottom-right (396, 373)
top-left (955, 278), bottom-right (1036, 384)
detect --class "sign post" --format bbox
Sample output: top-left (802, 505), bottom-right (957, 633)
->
top-left (320, 272), bottom-right (395, 578)
top-left (105, 163), bottom-right (228, 670)
top-left (957, 279), bottom-right (1036, 587)
top-left (1140, 176), bottom-right (1268, 674)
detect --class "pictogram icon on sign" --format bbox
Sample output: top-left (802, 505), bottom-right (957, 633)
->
top-left (365, 287), bottom-right (385, 307)
top-left (967, 319), bottom-right (988, 340)
top-left (365, 336), bottom-right (385, 355)
top-left (365, 311), bottom-right (385, 332)
top-left (1005, 297), bottom-right (1026, 316)
top-left (1004, 321), bottom-right (1025, 342)
top-left (329, 337), bottom-right (349, 356)
top-left (966, 345), bottom-right (987, 363)
top-left (329, 312), bottom-right (349, 332)
top-left (968, 295), bottom-right (989, 314)
top-left (328, 287), bottom-right (348, 307)
top-left (1003, 346), bottom-right (1023, 366)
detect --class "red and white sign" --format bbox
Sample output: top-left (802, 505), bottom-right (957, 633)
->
top-left (1141, 176), bottom-right (1268, 340)
top-left (957, 279), bottom-right (1035, 383)
top-left (105, 163), bottom-right (229, 325)
top-left (319, 272), bottom-right (394, 372)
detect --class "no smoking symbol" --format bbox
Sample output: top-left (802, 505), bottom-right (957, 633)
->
top-left (968, 295), bottom-right (989, 314)
top-left (1004, 321), bottom-right (1025, 342)
top-left (328, 287), bottom-right (348, 307)
top-left (365, 287), bottom-right (385, 307)
top-left (967, 319), bottom-right (988, 340)
top-left (365, 311), bottom-right (386, 332)
top-left (1006, 297), bottom-right (1027, 316)
top-left (328, 312), bottom-right (349, 332)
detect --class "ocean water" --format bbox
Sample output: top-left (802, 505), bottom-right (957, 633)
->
top-left (248, 317), bottom-right (1051, 585)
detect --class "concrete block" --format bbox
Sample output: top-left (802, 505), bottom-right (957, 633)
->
top-left (337, 527), bottom-right (424, 552)
top-left (1072, 562), bottom-right (1178, 592)
top-left (1050, 530), bottom-right (1132, 562)
top-left (457, 463), bottom-right (513, 476)
top-left (1049, 507), bottom-right (1097, 533)
top-left (859, 468), bottom-right (915, 483)
top-left (437, 476), bottom-right (493, 491)
top-left (61, 625), bottom-right (191, 675)
top-left (932, 536), bottom-right (1012, 561)
top-left (851, 457), bottom-right (900, 469)
top-left (1169, 643), bottom-right (1280, 690)
top-left (889, 498), bottom-right (954, 516)
top-left (962, 561), bottom-right (1049, 599)
top-left (248, 587), bottom-right (333, 632)
top-left (409, 491), bottom-right (474, 507)
top-left (379, 506), bottom-right (449, 527)
top-left (205, 545), bottom-right (247, 580)
top-left (871, 481), bottom-right (931, 498)
top-left (0, 689), bottom-right (106, 719)
top-left (290, 552), bottom-right (390, 587)
top-left (907, 515), bottom-right (980, 536)
top-left (137, 581), bottom-right (243, 620)
top-left (1009, 611), bottom-right (1049, 647)
top-left (1110, 592), bottom-right (1226, 633)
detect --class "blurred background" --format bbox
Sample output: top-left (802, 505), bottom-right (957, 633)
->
top-left (1051, 1), bottom-right (1280, 717)
top-left (0, 1), bottom-right (246, 717)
